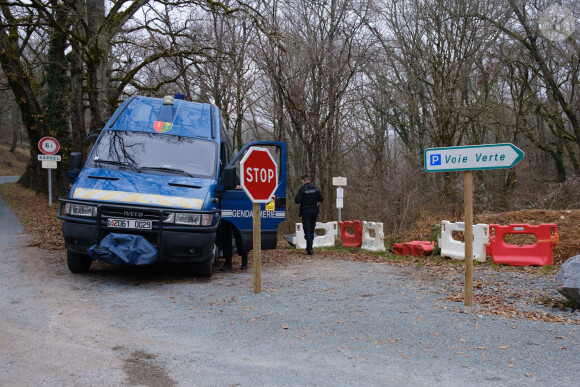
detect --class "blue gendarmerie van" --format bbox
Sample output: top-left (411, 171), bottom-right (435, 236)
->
top-left (58, 95), bottom-right (286, 277)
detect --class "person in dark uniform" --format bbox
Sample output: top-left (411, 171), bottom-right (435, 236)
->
top-left (220, 168), bottom-right (248, 271)
top-left (220, 221), bottom-right (248, 270)
top-left (294, 175), bottom-right (324, 255)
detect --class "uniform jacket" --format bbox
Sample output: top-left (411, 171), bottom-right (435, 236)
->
top-left (295, 182), bottom-right (324, 216)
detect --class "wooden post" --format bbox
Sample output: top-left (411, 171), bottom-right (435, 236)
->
top-left (464, 171), bottom-right (473, 307)
top-left (253, 202), bottom-right (261, 294)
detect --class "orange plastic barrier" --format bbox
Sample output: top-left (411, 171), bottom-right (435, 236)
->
top-left (487, 224), bottom-right (558, 266)
top-left (393, 241), bottom-right (435, 256)
top-left (338, 221), bottom-right (363, 247)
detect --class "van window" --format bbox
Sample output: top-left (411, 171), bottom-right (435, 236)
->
top-left (88, 130), bottom-right (217, 178)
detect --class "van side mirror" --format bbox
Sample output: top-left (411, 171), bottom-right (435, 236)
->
top-left (86, 130), bottom-right (101, 143)
top-left (222, 166), bottom-right (237, 190)
top-left (67, 152), bottom-right (83, 181)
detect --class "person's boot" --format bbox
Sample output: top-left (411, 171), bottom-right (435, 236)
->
top-left (220, 259), bottom-right (233, 271)
top-left (240, 255), bottom-right (248, 270)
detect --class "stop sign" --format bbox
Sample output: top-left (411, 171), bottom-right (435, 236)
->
top-left (240, 147), bottom-right (278, 203)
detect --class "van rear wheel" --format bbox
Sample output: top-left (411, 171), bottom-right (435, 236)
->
top-left (67, 250), bottom-right (92, 273)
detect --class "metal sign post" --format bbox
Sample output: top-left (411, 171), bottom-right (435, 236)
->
top-left (48, 169), bottom-right (52, 206)
top-left (332, 176), bottom-right (347, 222)
top-left (424, 143), bottom-right (524, 306)
top-left (336, 187), bottom-right (344, 222)
top-left (38, 137), bottom-right (60, 207)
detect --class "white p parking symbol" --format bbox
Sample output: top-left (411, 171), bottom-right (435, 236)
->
top-left (430, 154), bottom-right (441, 166)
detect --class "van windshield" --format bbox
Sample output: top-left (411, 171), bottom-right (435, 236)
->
top-left (87, 130), bottom-right (217, 178)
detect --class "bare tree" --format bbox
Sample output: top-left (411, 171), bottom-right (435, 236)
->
top-left (363, 0), bottom-right (506, 208)
top-left (0, 4), bottom-right (49, 190)
top-left (469, 0), bottom-right (580, 182)
top-left (254, 0), bottom-right (372, 217)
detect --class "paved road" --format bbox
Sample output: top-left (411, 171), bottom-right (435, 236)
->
top-left (0, 176), bottom-right (22, 239)
top-left (1, 177), bottom-right (579, 386)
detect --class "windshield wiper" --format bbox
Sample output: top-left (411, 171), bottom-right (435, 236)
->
top-left (94, 159), bottom-right (142, 173)
top-left (141, 166), bottom-right (194, 177)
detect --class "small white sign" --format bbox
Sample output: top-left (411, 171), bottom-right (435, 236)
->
top-left (42, 161), bottom-right (58, 169)
top-left (336, 198), bottom-right (343, 209)
top-left (332, 176), bottom-right (347, 186)
top-left (38, 154), bottom-right (61, 161)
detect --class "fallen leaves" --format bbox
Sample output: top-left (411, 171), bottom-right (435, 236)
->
top-left (0, 183), bottom-right (64, 254)
top-left (444, 291), bottom-right (579, 324)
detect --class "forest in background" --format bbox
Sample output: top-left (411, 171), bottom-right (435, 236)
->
top-left (0, 0), bottom-right (579, 236)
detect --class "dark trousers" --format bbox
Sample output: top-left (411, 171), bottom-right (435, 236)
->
top-left (222, 222), bottom-right (247, 266)
top-left (301, 210), bottom-right (318, 252)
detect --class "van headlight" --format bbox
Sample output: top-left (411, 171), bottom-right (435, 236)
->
top-left (175, 213), bottom-right (201, 225)
top-left (64, 203), bottom-right (97, 217)
top-left (164, 212), bottom-right (215, 226)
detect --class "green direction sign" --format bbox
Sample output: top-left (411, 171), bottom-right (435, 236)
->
top-left (424, 143), bottom-right (524, 172)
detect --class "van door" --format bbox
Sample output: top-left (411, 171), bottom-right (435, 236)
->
top-left (220, 142), bottom-right (287, 251)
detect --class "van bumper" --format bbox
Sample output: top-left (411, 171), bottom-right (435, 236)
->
top-left (62, 221), bottom-right (217, 264)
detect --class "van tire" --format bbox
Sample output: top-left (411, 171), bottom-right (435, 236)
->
top-left (197, 243), bottom-right (217, 278)
top-left (67, 250), bottom-right (92, 273)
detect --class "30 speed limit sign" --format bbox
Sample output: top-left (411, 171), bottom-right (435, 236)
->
top-left (38, 136), bottom-right (60, 155)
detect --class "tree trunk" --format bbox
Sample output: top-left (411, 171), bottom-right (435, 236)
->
top-left (10, 118), bottom-right (17, 154)
top-left (44, 17), bottom-right (70, 197)
top-left (0, 25), bottom-right (46, 191)
top-left (69, 39), bottom-right (86, 154)
top-left (5, 108), bottom-right (17, 154)
top-left (86, 0), bottom-right (110, 131)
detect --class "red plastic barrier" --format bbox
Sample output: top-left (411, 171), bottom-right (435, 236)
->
top-left (393, 241), bottom-right (435, 256)
top-left (411, 241), bottom-right (435, 256)
top-left (487, 224), bottom-right (558, 266)
top-left (338, 221), bottom-right (363, 247)
top-left (393, 243), bottom-right (406, 255)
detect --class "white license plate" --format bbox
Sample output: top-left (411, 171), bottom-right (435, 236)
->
top-left (107, 218), bottom-right (152, 230)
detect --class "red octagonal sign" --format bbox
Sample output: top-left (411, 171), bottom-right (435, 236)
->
top-left (240, 147), bottom-right (278, 203)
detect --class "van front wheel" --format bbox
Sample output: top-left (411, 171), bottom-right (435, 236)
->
top-left (67, 250), bottom-right (92, 273)
top-left (196, 243), bottom-right (217, 278)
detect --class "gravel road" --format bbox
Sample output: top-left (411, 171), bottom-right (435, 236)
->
top-left (1, 178), bottom-right (579, 386)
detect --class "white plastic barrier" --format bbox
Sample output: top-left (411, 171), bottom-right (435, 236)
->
top-left (295, 222), bottom-right (338, 249)
top-left (361, 221), bottom-right (386, 252)
top-left (437, 220), bottom-right (489, 263)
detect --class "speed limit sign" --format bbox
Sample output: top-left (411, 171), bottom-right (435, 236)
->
top-left (38, 137), bottom-right (60, 155)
